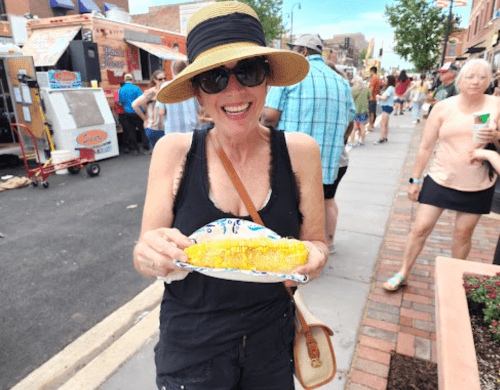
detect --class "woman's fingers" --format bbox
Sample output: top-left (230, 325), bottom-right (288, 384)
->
top-left (290, 243), bottom-right (326, 284)
top-left (156, 228), bottom-right (193, 262)
top-left (136, 228), bottom-right (193, 278)
top-left (407, 184), bottom-right (420, 202)
top-left (476, 126), bottom-right (497, 142)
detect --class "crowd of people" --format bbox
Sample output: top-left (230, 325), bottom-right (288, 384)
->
top-left (124, 2), bottom-right (500, 385)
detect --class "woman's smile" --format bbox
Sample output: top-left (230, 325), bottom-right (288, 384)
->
top-left (222, 103), bottom-right (251, 116)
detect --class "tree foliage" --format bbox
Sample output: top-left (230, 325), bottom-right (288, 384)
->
top-left (385, 0), bottom-right (460, 71)
top-left (216, 0), bottom-right (285, 43)
top-left (360, 48), bottom-right (371, 60)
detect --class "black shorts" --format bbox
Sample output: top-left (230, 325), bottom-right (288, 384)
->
top-left (368, 100), bottom-right (377, 114)
top-left (418, 175), bottom-right (495, 215)
top-left (324, 166), bottom-right (348, 199)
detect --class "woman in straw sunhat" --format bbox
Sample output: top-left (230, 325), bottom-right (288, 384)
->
top-left (133, 2), bottom-right (328, 387)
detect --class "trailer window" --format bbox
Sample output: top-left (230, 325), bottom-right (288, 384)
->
top-left (0, 0), bottom-right (6, 20)
top-left (139, 49), bottom-right (163, 83)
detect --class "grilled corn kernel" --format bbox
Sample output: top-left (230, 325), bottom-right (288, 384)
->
top-left (184, 238), bottom-right (308, 272)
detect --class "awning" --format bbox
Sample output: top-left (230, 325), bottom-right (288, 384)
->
top-left (465, 46), bottom-right (486, 54)
top-left (21, 26), bottom-right (81, 67)
top-left (49, 0), bottom-right (76, 9)
top-left (78, 0), bottom-right (100, 13)
top-left (126, 40), bottom-right (187, 61)
top-left (103, 2), bottom-right (119, 12)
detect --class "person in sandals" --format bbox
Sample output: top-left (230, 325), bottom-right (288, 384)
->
top-left (384, 59), bottom-right (500, 291)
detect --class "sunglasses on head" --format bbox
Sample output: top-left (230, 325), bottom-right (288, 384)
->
top-left (193, 57), bottom-right (269, 94)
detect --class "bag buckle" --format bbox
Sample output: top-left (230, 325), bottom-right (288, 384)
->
top-left (311, 358), bottom-right (322, 368)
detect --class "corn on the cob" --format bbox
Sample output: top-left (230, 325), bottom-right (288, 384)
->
top-left (184, 238), bottom-right (308, 272)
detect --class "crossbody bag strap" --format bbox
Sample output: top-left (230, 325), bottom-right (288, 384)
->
top-left (211, 132), bottom-right (321, 365)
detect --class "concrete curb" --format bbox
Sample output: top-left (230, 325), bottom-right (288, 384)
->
top-left (12, 280), bottom-right (163, 390)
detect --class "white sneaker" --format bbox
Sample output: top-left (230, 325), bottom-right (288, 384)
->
top-left (412, 120), bottom-right (418, 124)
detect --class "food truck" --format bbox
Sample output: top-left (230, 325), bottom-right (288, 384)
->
top-left (21, 11), bottom-right (187, 114)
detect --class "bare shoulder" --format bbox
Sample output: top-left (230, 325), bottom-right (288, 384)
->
top-left (284, 132), bottom-right (320, 154)
top-left (284, 132), bottom-right (321, 173)
top-left (431, 97), bottom-right (452, 116)
top-left (151, 132), bottom-right (193, 171)
top-left (144, 87), bottom-right (157, 100)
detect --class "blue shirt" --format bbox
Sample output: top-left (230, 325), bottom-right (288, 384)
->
top-left (381, 86), bottom-right (395, 107)
top-left (265, 55), bottom-right (355, 184)
top-left (156, 97), bottom-right (200, 133)
top-left (118, 82), bottom-right (143, 113)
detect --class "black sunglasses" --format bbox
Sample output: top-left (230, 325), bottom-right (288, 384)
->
top-left (156, 77), bottom-right (166, 81)
top-left (193, 57), bottom-right (269, 94)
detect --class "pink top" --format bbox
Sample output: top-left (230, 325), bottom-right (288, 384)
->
top-left (395, 78), bottom-right (411, 97)
top-left (428, 96), bottom-right (498, 191)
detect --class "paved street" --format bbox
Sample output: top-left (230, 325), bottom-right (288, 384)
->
top-left (0, 153), bottom-right (155, 390)
top-left (3, 114), bottom-right (500, 390)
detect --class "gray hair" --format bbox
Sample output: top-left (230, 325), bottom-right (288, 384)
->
top-left (456, 59), bottom-right (493, 92)
top-left (353, 76), bottom-right (363, 85)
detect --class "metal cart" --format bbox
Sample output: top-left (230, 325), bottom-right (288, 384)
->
top-left (11, 123), bottom-right (100, 189)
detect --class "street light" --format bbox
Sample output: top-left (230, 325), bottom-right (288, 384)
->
top-left (290, 3), bottom-right (301, 45)
top-left (436, 0), bottom-right (467, 67)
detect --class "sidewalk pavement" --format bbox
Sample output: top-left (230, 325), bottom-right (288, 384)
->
top-left (12, 112), bottom-right (500, 390)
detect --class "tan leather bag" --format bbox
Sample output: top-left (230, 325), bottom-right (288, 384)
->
top-left (293, 289), bottom-right (336, 389)
top-left (213, 133), bottom-right (337, 389)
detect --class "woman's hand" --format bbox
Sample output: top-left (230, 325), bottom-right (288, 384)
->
top-left (408, 182), bottom-right (420, 202)
top-left (134, 228), bottom-right (193, 279)
top-left (284, 242), bottom-right (327, 287)
top-left (469, 148), bottom-right (493, 164)
top-left (474, 123), bottom-right (498, 144)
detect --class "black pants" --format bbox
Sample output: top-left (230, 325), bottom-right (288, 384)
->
top-left (368, 100), bottom-right (377, 125)
top-left (122, 112), bottom-right (149, 151)
top-left (156, 310), bottom-right (295, 390)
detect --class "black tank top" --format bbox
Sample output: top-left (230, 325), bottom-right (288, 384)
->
top-left (155, 127), bottom-right (302, 374)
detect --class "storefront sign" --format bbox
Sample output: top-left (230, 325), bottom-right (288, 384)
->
top-left (49, 70), bottom-right (82, 89)
top-left (77, 130), bottom-right (108, 146)
top-left (100, 45), bottom-right (125, 70)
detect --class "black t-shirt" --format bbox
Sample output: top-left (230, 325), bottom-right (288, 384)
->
top-left (155, 127), bottom-right (302, 374)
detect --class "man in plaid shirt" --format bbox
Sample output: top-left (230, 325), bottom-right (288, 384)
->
top-left (261, 34), bottom-right (355, 253)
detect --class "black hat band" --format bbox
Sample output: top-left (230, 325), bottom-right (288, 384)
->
top-left (187, 12), bottom-right (267, 63)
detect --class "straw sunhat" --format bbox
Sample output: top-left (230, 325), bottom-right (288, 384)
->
top-left (157, 1), bottom-right (309, 104)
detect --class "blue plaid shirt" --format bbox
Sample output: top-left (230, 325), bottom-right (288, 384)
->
top-left (265, 55), bottom-right (355, 184)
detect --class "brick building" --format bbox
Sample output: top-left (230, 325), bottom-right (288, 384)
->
top-left (324, 34), bottom-right (364, 68)
top-left (0, 0), bottom-right (128, 46)
top-left (442, 27), bottom-right (468, 64)
top-left (131, 0), bottom-right (214, 34)
top-left (462, 0), bottom-right (500, 69)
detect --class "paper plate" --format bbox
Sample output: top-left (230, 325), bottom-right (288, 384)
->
top-left (171, 218), bottom-right (308, 283)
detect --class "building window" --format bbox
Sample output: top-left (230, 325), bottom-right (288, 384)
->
top-left (0, 0), bottom-right (6, 20)
top-left (448, 39), bottom-right (457, 57)
top-left (139, 49), bottom-right (163, 82)
top-left (494, 51), bottom-right (500, 70)
top-left (475, 15), bottom-right (479, 34)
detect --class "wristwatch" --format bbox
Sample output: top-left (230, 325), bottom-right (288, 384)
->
top-left (409, 178), bottom-right (421, 184)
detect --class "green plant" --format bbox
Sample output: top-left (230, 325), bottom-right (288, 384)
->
top-left (464, 272), bottom-right (500, 343)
